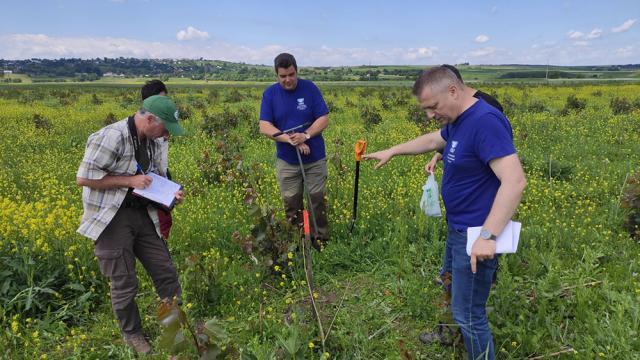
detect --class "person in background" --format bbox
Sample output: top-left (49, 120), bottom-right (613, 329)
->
top-left (141, 80), bottom-right (173, 240)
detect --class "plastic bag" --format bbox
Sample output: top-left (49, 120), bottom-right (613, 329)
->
top-left (420, 172), bottom-right (442, 217)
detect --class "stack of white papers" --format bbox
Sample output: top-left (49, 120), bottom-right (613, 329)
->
top-left (466, 221), bottom-right (521, 256)
top-left (133, 172), bottom-right (182, 210)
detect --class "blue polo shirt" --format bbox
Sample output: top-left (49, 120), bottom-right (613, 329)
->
top-left (440, 98), bottom-right (516, 230)
top-left (260, 79), bottom-right (329, 164)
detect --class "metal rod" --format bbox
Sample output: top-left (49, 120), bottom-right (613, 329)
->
top-left (296, 148), bottom-right (319, 239)
top-left (271, 121), bottom-right (312, 137)
top-left (348, 161), bottom-right (361, 233)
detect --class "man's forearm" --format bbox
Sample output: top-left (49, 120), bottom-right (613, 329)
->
top-left (482, 179), bottom-right (526, 236)
top-left (304, 115), bottom-right (328, 138)
top-left (259, 120), bottom-right (290, 143)
top-left (76, 175), bottom-right (131, 190)
top-left (390, 132), bottom-right (444, 156)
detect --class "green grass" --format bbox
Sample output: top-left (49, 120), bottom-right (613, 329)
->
top-left (0, 83), bottom-right (639, 359)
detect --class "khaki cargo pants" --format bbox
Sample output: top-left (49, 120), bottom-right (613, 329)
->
top-left (94, 205), bottom-right (181, 338)
top-left (276, 158), bottom-right (328, 241)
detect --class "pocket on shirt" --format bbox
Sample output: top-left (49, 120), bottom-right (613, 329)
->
top-left (94, 248), bottom-right (130, 277)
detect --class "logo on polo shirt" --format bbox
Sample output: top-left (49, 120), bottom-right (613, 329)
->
top-left (450, 141), bottom-right (458, 153)
top-left (297, 98), bottom-right (307, 110)
top-left (446, 141), bottom-right (458, 163)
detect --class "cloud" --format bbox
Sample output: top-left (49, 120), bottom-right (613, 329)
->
top-left (0, 34), bottom-right (191, 59)
top-left (467, 46), bottom-right (497, 58)
top-left (611, 19), bottom-right (636, 33)
top-left (475, 35), bottom-right (490, 43)
top-left (567, 30), bottom-right (584, 39)
top-left (405, 47), bottom-right (437, 60)
top-left (0, 33), bottom-right (441, 66)
top-left (514, 40), bottom-right (639, 66)
top-left (531, 41), bottom-right (557, 49)
top-left (586, 28), bottom-right (602, 39)
top-left (615, 46), bottom-right (634, 57)
top-left (176, 26), bottom-right (210, 41)
top-left (568, 28), bottom-right (603, 40)
top-left (0, 32), bottom-right (634, 66)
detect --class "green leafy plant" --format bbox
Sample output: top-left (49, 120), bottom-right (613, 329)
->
top-left (525, 99), bottom-right (547, 113)
top-left (610, 97), bottom-right (632, 115)
top-left (235, 187), bottom-right (299, 269)
top-left (103, 112), bottom-right (118, 126)
top-left (202, 105), bottom-right (254, 136)
top-left (196, 139), bottom-right (242, 185)
top-left (499, 93), bottom-right (518, 117)
top-left (380, 92), bottom-right (407, 109)
top-left (0, 253), bottom-right (102, 326)
top-left (182, 254), bottom-right (220, 317)
top-left (276, 325), bottom-right (306, 360)
top-left (225, 89), bottom-right (245, 103)
top-left (621, 171), bottom-right (640, 240)
top-left (156, 298), bottom-right (240, 359)
top-left (90, 93), bottom-right (103, 105)
top-left (177, 104), bottom-right (194, 120)
top-left (360, 106), bottom-right (382, 127)
top-left (32, 114), bottom-right (52, 131)
top-left (406, 104), bottom-right (426, 127)
top-left (560, 94), bottom-right (586, 114)
top-left (325, 99), bottom-right (340, 113)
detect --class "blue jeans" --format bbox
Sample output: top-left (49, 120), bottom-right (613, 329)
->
top-left (441, 227), bottom-right (497, 360)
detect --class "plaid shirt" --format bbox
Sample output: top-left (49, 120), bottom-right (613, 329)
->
top-left (77, 118), bottom-right (163, 241)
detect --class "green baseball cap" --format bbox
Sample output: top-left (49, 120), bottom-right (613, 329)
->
top-left (142, 95), bottom-right (185, 136)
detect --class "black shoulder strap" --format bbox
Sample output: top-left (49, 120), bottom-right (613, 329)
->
top-left (127, 116), bottom-right (140, 154)
top-left (127, 115), bottom-right (154, 174)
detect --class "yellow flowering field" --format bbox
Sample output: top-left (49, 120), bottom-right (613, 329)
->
top-left (0, 83), bottom-right (639, 359)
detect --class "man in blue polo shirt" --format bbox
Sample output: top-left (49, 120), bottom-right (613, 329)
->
top-left (259, 53), bottom-right (330, 250)
top-left (364, 66), bottom-right (526, 360)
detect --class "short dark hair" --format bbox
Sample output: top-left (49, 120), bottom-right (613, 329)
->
top-left (412, 66), bottom-right (463, 97)
top-left (274, 53), bottom-right (297, 72)
top-left (441, 64), bottom-right (463, 83)
top-left (141, 80), bottom-right (168, 100)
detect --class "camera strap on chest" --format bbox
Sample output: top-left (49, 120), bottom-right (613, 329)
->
top-left (127, 115), bottom-right (153, 173)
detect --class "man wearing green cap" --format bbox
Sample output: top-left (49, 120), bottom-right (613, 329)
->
top-left (76, 95), bottom-right (185, 354)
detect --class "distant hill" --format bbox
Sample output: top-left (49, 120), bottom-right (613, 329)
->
top-left (0, 58), bottom-right (274, 82)
top-left (1, 58), bottom-right (639, 83)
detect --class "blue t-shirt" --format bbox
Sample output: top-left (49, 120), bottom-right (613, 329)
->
top-left (259, 79), bottom-right (329, 164)
top-left (440, 98), bottom-right (516, 230)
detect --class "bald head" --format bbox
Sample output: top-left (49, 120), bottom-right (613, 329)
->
top-left (412, 66), bottom-right (464, 97)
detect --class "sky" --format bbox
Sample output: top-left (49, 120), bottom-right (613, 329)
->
top-left (0, 0), bottom-right (638, 66)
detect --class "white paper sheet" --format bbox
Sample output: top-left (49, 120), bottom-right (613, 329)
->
top-left (132, 172), bottom-right (182, 210)
top-left (466, 221), bottom-right (521, 256)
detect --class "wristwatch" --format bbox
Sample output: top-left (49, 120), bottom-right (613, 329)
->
top-left (303, 131), bottom-right (311, 140)
top-left (480, 228), bottom-right (497, 241)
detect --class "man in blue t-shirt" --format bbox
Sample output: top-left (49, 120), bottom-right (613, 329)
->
top-left (421, 64), bottom-right (507, 348)
top-left (364, 67), bottom-right (526, 360)
top-left (259, 53), bottom-right (330, 250)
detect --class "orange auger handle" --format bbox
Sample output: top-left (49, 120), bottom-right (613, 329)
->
top-left (303, 210), bottom-right (310, 236)
top-left (354, 140), bottom-right (367, 161)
